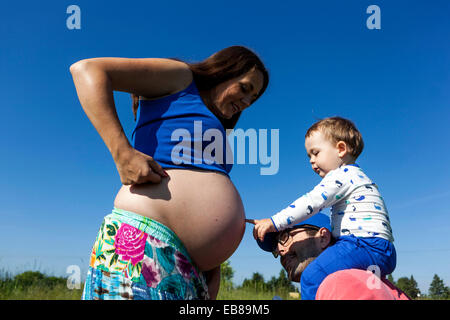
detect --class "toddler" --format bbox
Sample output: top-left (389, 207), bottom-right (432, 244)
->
top-left (252, 116), bottom-right (396, 300)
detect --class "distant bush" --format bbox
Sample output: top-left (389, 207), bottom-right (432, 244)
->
top-left (13, 271), bottom-right (66, 288)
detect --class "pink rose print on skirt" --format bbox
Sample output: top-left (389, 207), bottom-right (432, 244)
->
top-left (141, 257), bottom-right (161, 288)
top-left (115, 223), bottom-right (148, 266)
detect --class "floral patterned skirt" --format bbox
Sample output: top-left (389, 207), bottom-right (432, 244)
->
top-left (82, 207), bottom-right (209, 300)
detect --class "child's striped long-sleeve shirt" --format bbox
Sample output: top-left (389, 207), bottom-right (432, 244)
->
top-left (271, 164), bottom-right (394, 242)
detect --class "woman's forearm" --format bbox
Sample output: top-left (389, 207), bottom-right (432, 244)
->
top-left (70, 57), bottom-right (191, 185)
top-left (70, 61), bottom-right (131, 160)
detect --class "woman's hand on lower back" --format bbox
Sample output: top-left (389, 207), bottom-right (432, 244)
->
top-left (114, 146), bottom-right (168, 185)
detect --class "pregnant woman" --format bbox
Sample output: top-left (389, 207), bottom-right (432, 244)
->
top-left (70, 46), bottom-right (269, 300)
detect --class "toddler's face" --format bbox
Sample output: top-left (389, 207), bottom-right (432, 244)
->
top-left (305, 130), bottom-right (343, 178)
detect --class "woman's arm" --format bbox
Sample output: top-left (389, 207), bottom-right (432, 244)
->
top-left (69, 58), bottom-right (192, 184)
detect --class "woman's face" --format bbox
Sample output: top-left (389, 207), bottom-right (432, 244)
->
top-left (209, 68), bottom-right (265, 119)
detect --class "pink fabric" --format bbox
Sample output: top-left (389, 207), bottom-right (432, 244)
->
top-left (316, 269), bottom-right (410, 300)
top-left (114, 223), bottom-right (148, 266)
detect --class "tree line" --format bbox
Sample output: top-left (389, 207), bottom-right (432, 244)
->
top-left (2, 266), bottom-right (449, 300)
top-left (221, 261), bottom-right (450, 299)
top-left (387, 274), bottom-right (450, 300)
top-left (220, 261), bottom-right (297, 293)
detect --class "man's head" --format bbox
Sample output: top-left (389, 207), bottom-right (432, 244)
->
top-left (256, 213), bottom-right (334, 282)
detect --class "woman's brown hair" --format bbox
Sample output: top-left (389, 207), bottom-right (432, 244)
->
top-left (131, 46), bottom-right (269, 129)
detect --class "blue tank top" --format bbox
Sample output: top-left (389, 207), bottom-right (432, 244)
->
top-left (131, 81), bottom-right (233, 176)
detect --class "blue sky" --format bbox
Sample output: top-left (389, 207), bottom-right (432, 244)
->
top-left (1, 0), bottom-right (449, 295)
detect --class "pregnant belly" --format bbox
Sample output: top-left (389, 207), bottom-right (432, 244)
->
top-left (113, 169), bottom-right (246, 271)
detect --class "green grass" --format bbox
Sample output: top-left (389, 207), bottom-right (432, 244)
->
top-left (217, 286), bottom-right (298, 300)
top-left (0, 283), bottom-right (295, 300)
top-left (0, 270), bottom-right (83, 300)
top-left (0, 282), bottom-right (83, 300)
top-left (0, 271), bottom-right (296, 300)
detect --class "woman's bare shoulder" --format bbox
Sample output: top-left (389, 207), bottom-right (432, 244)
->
top-left (71, 57), bottom-right (193, 99)
top-left (138, 59), bottom-right (193, 100)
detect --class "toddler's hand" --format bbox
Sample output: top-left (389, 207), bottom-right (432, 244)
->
top-left (245, 218), bottom-right (277, 242)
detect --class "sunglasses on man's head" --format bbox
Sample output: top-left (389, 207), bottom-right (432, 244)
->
top-left (272, 225), bottom-right (320, 258)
